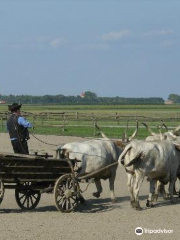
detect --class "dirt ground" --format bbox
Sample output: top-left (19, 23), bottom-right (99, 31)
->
top-left (0, 133), bottom-right (180, 240)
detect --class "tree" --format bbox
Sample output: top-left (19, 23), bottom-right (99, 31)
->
top-left (84, 91), bottom-right (97, 99)
top-left (168, 94), bottom-right (180, 103)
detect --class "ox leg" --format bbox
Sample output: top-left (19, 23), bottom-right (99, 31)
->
top-left (127, 173), bottom-right (135, 208)
top-left (133, 171), bottom-right (144, 210)
top-left (159, 184), bottom-right (170, 200)
top-left (169, 177), bottom-right (177, 204)
top-left (146, 179), bottom-right (156, 207)
top-left (109, 174), bottom-right (117, 203)
top-left (93, 179), bottom-right (102, 198)
top-left (151, 180), bottom-right (167, 202)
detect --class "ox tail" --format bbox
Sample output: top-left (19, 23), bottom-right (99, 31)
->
top-left (124, 151), bottom-right (145, 167)
top-left (118, 144), bottom-right (132, 165)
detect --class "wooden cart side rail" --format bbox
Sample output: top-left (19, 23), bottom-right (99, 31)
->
top-left (1, 178), bottom-right (64, 183)
top-left (77, 161), bottom-right (118, 180)
top-left (0, 153), bottom-right (45, 159)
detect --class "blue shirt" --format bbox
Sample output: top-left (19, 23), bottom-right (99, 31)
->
top-left (18, 116), bottom-right (33, 128)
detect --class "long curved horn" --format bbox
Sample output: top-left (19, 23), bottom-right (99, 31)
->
top-left (174, 143), bottom-right (180, 151)
top-left (157, 125), bottom-right (166, 140)
top-left (141, 122), bottom-right (156, 136)
top-left (95, 124), bottom-right (108, 139)
top-left (168, 131), bottom-right (177, 140)
top-left (160, 120), bottom-right (169, 131)
top-left (172, 125), bottom-right (180, 136)
top-left (128, 120), bottom-right (139, 142)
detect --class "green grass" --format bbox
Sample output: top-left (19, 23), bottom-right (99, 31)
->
top-left (1, 104), bottom-right (180, 139)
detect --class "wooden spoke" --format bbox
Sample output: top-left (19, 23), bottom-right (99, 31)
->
top-left (54, 174), bottom-right (80, 212)
top-left (15, 182), bottom-right (41, 210)
top-left (0, 179), bottom-right (4, 205)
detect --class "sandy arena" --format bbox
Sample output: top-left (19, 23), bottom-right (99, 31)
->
top-left (0, 133), bottom-right (179, 240)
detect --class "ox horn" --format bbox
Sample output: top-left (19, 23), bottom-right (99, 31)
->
top-left (141, 122), bottom-right (156, 136)
top-left (127, 120), bottom-right (139, 142)
top-left (173, 143), bottom-right (180, 151)
top-left (172, 125), bottom-right (180, 136)
top-left (160, 120), bottom-right (169, 131)
top-left (168, 131), bottom-right (177, 140)
top-left (94, 123), bottom-right (108, 139)
top-left (157, 125), bottom-right (166, 140)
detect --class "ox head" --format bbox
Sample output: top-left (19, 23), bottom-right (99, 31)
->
top-left (142, 122), bottom-right (179, 141)
top-left (95, 121), bottom-right (139, 148)
top-left (55, 145), bottom-right (69, 159)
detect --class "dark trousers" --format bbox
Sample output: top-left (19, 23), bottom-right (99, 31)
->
top-left (11, 139), bottom-right (29, 154)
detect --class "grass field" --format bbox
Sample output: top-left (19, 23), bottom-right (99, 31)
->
top-left (0, 104), bottom-right (180, 139)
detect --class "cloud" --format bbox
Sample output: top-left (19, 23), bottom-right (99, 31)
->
top-left (12, 36), bottom-right (67, 51)
top-left (143, 30), bottom-right (174, 37)
top-left (99, 30), bottom-right (131, 41)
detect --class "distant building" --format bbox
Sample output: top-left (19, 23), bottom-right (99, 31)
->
top-left (80, 92), bottom-right (85, 98)
top-left (164, 100), bottom-right (174, 105)
top-left (0, 100), bottom-right (6, 104)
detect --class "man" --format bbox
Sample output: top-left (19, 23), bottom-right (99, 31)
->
top-left (7, 103), bottom-right (32, 154)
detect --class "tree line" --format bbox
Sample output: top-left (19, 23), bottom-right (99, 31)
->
top-left (0, 92), bottom-right (165, 105)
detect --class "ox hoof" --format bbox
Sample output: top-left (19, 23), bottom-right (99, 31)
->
top-left (163, 193), bottom-right (170, 200)
top-left (152, 194), bottom-right (158, 202)
top-left (78, 195), bottom-right (86, 204)
top-left (146, 200), bottom-right (154, 208)
top-left (112, 198), bottom-right (117, 203)
top-left (135, 206), bottom-right (142, 211)
top-left (135, 201), bottom-right (142, 210)
top-left (170, 198), bottom-right (177, 204)
top-left (130, 201), bottom-right (135, 208)
top-left (92, 192), bottom-right (100, 198)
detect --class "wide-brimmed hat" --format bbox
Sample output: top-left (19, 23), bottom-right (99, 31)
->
top-left (8, 103), bottom-right (22, 112)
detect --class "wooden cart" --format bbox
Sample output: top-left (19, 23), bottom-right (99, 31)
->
top-left (0, 153), bottom-right (81, 212)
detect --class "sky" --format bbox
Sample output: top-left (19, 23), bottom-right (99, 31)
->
top-left (0, 0), bottom-right (180, 100)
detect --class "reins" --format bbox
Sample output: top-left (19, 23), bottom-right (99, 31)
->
top-left (29, 131), bottom-right (60, 146)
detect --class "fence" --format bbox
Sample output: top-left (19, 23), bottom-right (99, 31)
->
top-left (1, 111), bottom-right (180, 138)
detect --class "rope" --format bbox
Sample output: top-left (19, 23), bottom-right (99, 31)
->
top-left (29, 131), bottom-right (60, 146)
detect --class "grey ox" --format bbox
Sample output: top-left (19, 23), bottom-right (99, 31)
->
top-left (118, 139), bottom-right (180, 210)
top-left (143, 122), bottom-right (180, 198)
top-left (56, 138), bottom-right (123, 203)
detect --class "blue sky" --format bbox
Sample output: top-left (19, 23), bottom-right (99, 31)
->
top-left (0, 0), bottom-right (180, 99)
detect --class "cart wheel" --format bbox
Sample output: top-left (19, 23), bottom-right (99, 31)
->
top-left (54, 174), bottom-right (79, 212)
top-left (15, 182), bottom-right (41, 211)
top-left (0, 179), bottom-right (4, 205)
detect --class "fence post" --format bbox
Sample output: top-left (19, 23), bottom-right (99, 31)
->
top-left (61, 115), bottom-right (66, 132)
top-left (91, 113), bottom-right (94, 123)
top-left (1, 117), bottom-right (3, 129)
top-left (76, 112), bottom-right (78, 120)
top-left (41, 116), bottom-right (44, 126)
top-left (93, 120), bottom-right (97, 136)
